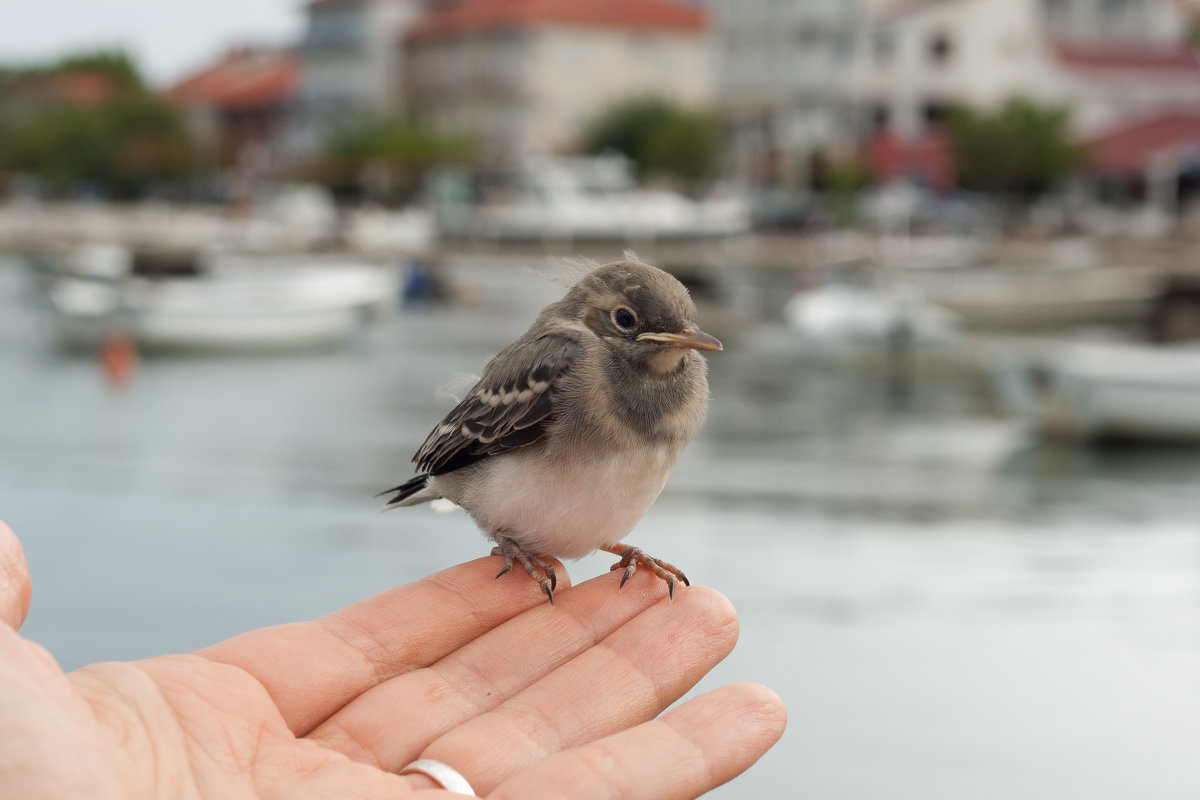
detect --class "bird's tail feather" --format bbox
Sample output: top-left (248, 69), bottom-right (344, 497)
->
top-left (378, 474), bottom-right (434, 509)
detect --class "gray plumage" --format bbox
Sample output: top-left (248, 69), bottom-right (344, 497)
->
top-left (383, 258), bottom-right (720, 600)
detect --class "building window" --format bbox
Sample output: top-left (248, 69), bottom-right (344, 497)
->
top-left (830, 33), bottom-right (853, 63)
top-left (304, 7), bottom-right (365, 53)
top-left (922, 102), bottom-right (952, 127)
top-left (871, 105), bottom-right (890, 132)
top-left (1042, 0), bottom-right (1069, 23)
top-left (1101, 0), bottom-right (1133, 17)
top-left (928, 31), bottom-right (953, 65)
top-left (873, 29), bottom-right (896, 63)
top-left (795, 22), bottom-right (821, 45)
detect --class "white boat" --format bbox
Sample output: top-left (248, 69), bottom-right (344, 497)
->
top-left (902, 266), bottom-right (1162, 330)
top-left (995, 340), bottom-right (1200, 442)
top-left (460, 155), bottom-right (749, 242)
top-left (47, 247), bottom-right (398, 352)
top-left (671, 418), bottom-right (1027, 514)
top-left (785, 283), bottom-right (960, 358)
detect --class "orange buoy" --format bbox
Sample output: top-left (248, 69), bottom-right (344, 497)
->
top-left (99, 328), bottom-right (138, 389)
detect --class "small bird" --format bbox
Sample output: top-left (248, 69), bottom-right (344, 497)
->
top-left (382, 257), bottom-right (721, 603)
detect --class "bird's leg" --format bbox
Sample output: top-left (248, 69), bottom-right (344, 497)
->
top-left (491, 534), bottom-right (557, 604)
top-left (600, 543), bottom-right (690, 601)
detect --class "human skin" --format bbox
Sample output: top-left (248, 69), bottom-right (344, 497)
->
top-left (0, 520), bottom-right (785, 798)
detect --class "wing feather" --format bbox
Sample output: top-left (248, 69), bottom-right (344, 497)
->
top-left (413, 332), bottom-right (577, 475)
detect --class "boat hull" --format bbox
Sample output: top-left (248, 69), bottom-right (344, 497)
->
top-left (46, 251), bottom-right (397, 353)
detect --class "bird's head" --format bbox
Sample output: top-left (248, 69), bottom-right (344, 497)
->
top-left (566, 260), bottom-right (722, 375)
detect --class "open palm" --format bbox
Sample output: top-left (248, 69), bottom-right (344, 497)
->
top-left (0, 521), bottom-right (784, 798)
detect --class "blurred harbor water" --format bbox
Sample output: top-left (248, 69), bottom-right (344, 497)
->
top-left (1, 251), bottom-right (1199, 799)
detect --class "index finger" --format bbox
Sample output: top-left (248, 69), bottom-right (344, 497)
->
top-left (493, 683), bottom-right (787, 799)
top-left (0, 520), bottom-right (31, 630)
top-left (197, 556), bottom-right (568, 735)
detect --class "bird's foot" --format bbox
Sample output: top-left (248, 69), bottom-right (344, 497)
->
top-left (601, 543), bottom-right (690, 601)
top-left (491, 536), bottom-right (557, 604)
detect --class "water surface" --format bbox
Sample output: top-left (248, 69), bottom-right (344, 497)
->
top-left (1, 254), bottom-right (1197, 799)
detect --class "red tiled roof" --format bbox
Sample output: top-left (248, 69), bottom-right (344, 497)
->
top-left (1087, 111), bottom-right (1200, 176)
top-left (7, 69), bottom-right (123, 108)
top-left (409, 0), bottom-right (708, 41)
top-left (49, 71), bottom-right (121, 106)
top-left (1054, 42), bottom-right (1200, 74)
top-left (168, 49), bottom-right (298, 111)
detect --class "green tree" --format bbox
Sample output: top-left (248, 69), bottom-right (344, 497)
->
top-left (304, 115), bottom-right (472, 202)
top-left (581, 96), bottom-right (720, 189)
top-left (822, 158), bottom-right (873, 225)
top-left (324, 115), bottom-right (471, 164)
top-left (948, 98), bottom-right (1084, 199)
top-left (0, 52), bottom-right (191, 198)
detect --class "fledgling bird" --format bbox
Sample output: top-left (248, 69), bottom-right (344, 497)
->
top-left (381, 258), bottom-right (721, 603)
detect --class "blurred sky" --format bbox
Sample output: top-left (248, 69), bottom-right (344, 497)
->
top-left (0, 0), bottom-right (301, 86)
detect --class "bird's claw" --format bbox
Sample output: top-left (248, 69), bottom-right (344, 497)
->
top-left (606, 544), bottom-right (689, 601)
top-left (492, 547), bottom-right (514, 579)
top-left (492, 538), bottom-right (557, 604)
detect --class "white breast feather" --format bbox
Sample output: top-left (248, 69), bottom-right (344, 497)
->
top-left (457, 445), bottom-right (677, 559)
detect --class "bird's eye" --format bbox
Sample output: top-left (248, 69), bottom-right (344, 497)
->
top-left (612, 307), bottom-right (637, 330)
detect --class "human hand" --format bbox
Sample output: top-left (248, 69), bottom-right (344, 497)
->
top-left (0, 520), bottom-right (785, 798)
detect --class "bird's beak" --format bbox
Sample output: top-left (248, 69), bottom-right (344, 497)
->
top-left (636, 326), bottom-right (723, 352)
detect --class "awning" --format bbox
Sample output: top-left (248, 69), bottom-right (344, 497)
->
top-left (1087, 112), bottom-right (1200, 178)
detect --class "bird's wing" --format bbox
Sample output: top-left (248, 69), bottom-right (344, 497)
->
top-left (414, 332), bottom-right (579, 476)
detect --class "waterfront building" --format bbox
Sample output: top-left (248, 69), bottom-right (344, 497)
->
top-left (845, 0), bottom-right (1200, 186)
top-left (403, 0), bottom-right (714, 168)
top-left (168, 46), bottom-right (299, 175)
top-left (295, 0), bottom-right (426, 153)
top-left (698, 0), bottom-right (868, 187)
